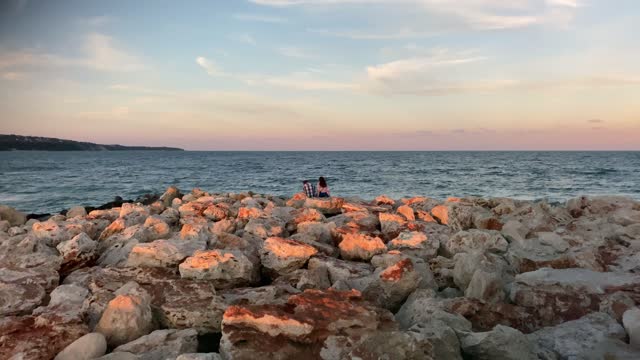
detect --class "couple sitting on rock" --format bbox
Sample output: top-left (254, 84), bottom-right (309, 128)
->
top-left (302, 177), bottom-right (331, 198)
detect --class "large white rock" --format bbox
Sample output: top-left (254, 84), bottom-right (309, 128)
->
top-left (338, 232), bottom-right (386, 261)
top-left (55, 333), bottom-right (107, 360)
top-left (527, 312), bottom-right (627, 360)
top-left (460, 325), bottom-right (537, 360)
top-left (444, 229), bottom-right (508, 256)
top-left (623, 308), bottom-right (640, 349)
top-left (179, 249), bottom-right (258, 288)
top-left (113, 329), bottom-right (198, 360)
top-left (127, 239), bottom-right (205, 268)
top-left (95, 282), bottom-right (154, 347)
top-left (260, 237), bottom-right (318, 275)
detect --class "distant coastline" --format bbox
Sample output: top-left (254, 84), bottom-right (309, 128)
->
top-left (0, 134), bottom-right (184, 151)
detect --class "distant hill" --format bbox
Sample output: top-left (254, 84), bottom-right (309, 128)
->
top-left (0, 134), bottom-right (184, 151)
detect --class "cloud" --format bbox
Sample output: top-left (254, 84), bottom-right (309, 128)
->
top-left (233, 13), bottom-right (287, 23)
top-left (367, 51), bottom-right (486, 82)
top-left (196, 57), bottom-right (226, 76)
top-left (1, 71), bottom-right (27, 80)
top-left (0, 33), bottom-right (143, 72)
top-left (278, 46), bottom-right (315, 59)
top-left (231, 33), bottom-right (257, 45)
top-left (255, 0), bottom-right (581, 37)
top-left (588, 119), bottom-right (604, 123)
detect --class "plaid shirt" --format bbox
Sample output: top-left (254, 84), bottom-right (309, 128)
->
top-left (303, 182), bottom-right (315, 197)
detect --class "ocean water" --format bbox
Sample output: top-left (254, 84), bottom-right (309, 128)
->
top-left (0, 151), bottom-right (638, 214)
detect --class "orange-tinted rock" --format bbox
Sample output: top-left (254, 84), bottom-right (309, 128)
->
top-left (260, 237), bottom-right (318, 275)
top-left (179, 250), bottom-right (258, 289)
top-left (286, 193), bottom-right (307, 208)
top-left (374, 195), bottom-right (396, 206)
top-left (388, 231), bottom-right (440, 260)
top-left (219, 289), bottom-right (396, 359)
top-left (303, 197), bottom-right (345, 216)
top-left (379, 212), bottom-right (407, 241)
top-left (431, 205), bottom-right (449, 225)
top-left (238, 207), bottom-right (264, 220)
top-left (291, 208), bottom-right (325, 225)
top-left (339, 233), bottom-right (386, 261)
top-left (397, 205), bottom-right (416, 221)
top-left (416, 210), bottom-right (437, 223)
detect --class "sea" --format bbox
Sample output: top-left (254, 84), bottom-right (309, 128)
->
top-left (0, 151), bottom-right (639, 214)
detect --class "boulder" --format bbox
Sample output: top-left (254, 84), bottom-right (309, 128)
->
top-left (388, 231), bottom-right (440, 260)
top-left (295, 221), bottom-right (335, 243)
top-left (127, 239), bottom-right (205, 268)
top-left (219, 289), bottom-right (396, 359)
top-left (119, 203), bottom-right (150, 227)
top-left (527, 312), bottom-right (627, 360)
top-left (66, 206), bottom-right (88, 218)
top-left (510, 268), bottom-right (640, 327)
top-left (347, 329), bottom-right (436, 359)
top-left (179, 250), bottom-right (258, 288)
top-left (379, 212), bottom-right (407, 240)
top-left (361, 258), bottom-right (421, 311)
top-left (308, 255), bottom-right (373, 285)
top-left (0, 282), bottom-right (45, 316)
top-left (160, 186), bottom-right (181, 207)
top-left (0, 205), bottom-right (27, 226)
top-left (48, 284), bottom-right (89, 308)
top-left (459, 325), bottom-right (537, 360)
top-left (95, 282), bottom-right (154, 347)
top-left (142, 216), bottom-right (171, 241)
top-left (54, 333), bottom-right (107, 360)
top-left (57, 232), bottom-right (98, 275)
top-left (444, 229), bottom-right (509, 256)
top-left (113, 329), bottom-right (198, 360)
top-left (623, 308), bottom-right (640, 349)
top-left (397, 205), bottom-right (416, 221)
top-left (395, 289), bottom-right (473, 332)
top-left (338, 232), bottom-right (386, 261)
top-left (260, 237), bottom-right (318, 276)
top-left (374, 195), bottom-right (396, 206)
top-left (244, 218), bottom-right (286, 239)
top-left (177, 354), bottom-right (222, 360)
top-left (303, 197), bottom-right (344, 216)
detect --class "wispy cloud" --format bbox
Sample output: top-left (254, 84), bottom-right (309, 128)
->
top-left (234, 13), bottom-right (287, 23)
top-left (231, 33), bottom-right (257, 45)
top-left (196, 57), bottom-right (226, 76)
top-left (278, 46), bottom-right (315, 59)
top-left (0, 33), bottom-right (143, 72)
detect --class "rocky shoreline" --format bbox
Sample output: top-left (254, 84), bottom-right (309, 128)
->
top-left (1, 188), bottom-right (639, 359)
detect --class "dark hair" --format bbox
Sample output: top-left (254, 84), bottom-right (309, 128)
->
top-left (319, 176), bottom-right (327, 188)
top-left (303, 180), bottom-right (308, 184)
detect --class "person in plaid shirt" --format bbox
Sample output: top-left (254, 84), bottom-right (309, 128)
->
top-left (302, 180), bottom-right (315, 198)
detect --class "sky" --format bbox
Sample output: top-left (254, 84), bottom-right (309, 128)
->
top-left (0, 0), bottom-right (638, 150)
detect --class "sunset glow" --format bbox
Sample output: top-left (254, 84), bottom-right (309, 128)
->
top-left (0, 0), bottom-right (638, 150)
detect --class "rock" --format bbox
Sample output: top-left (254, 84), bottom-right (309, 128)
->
top-left (623, 308), bottom-right (640, 349)
top-left (397, 205), bottom-right (416, 221)
top-left (295, 221), bottom-right (335, 243)
top-left (49, 284), bottom-right (89, 308)
top-left (142, 216), bottom-right (171, 241)
top-left (0, 265), bottom-right (59, 292)
top-left (260, 237), bottom-right (318, 276)
top-left (177, 354), bottom-right (222, 360)
top-left (179, 250), bottom-right (258, 288)
top-left (465, 268), bottom-right (507, 304)
top-left (379, 212), bottom-right (407, 240)
top-left (403, 321), bottom-right (463, 360)
top-left (210, 219), bottom-right (236, 235)
top-left (113, 329), bottom-right (198, 360)
top-left (160, 186), bottom-right (181, 207)
top-left (527, 312), bottom-right (627, 360)
top-left (244, 217), bottom-right (286, 239)
top-left (510, 268), bottom-right (640, 327)
top-left (0, 282), bottom-right (45, 316)
top-left (583, 338), bottom-right (640, 360)
top-left (308, 255), bottom-right (373, 285)
top-left (375, 195), bottom-right (396, 206)
top-left (57, 232), bottom-right (98, 275)
top-left (66, 206), bottom-right (88, 218)
top-left (0, 310), bottom-right (89, 359)
top-left (127, 239), bottom-right (205, 268)
top-left (431, 203), bottom-right (477, 231)
top-left (220, 284), bottom-right (300, 306)
top-left (445, 230), bottom-right (508, 256)
top-left (348, 329), bottom-right (436, 359)
top-left (0, 205), bottom-right (27, 226)
top-left (219, 289), bottom-right (396, 359)
top-left (372, 252), bottom-right (437, 290)
top-left (54, 332), bottom-right (107, 360)
top-left (291, 208), bottom-right (325, 225)
top-left (0, 220), bottom-right (9, 232)
top-left (460, 325), bottom-right (537, 360)
top-left (453, 251), bottom-right (511, 303)
top-left (95, 282), bottom-right (154, 347)
top-left (303, 197), bottom-right (344, 215)
top-left (119, 203), bottom-right (150, 227)
top-left (362, 258), bottom-right (421, 311)
top-left (32, 219), bottom-right (75, 246)
top-left (338, 232), bottom-right (386, 261)
top-left (395, 289), bottom-right (473, 332)
top-left (388, 231), bottom-right (440, 260)
top-left (599, 292), bottom-right (636, 322)
top-left (96, 352), bottom-right (138, 359)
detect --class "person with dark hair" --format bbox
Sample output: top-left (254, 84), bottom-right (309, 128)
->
top-left (302, 180), bottom-right (315, 198)
top-left (317, 176), bottom-right (330, 198)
